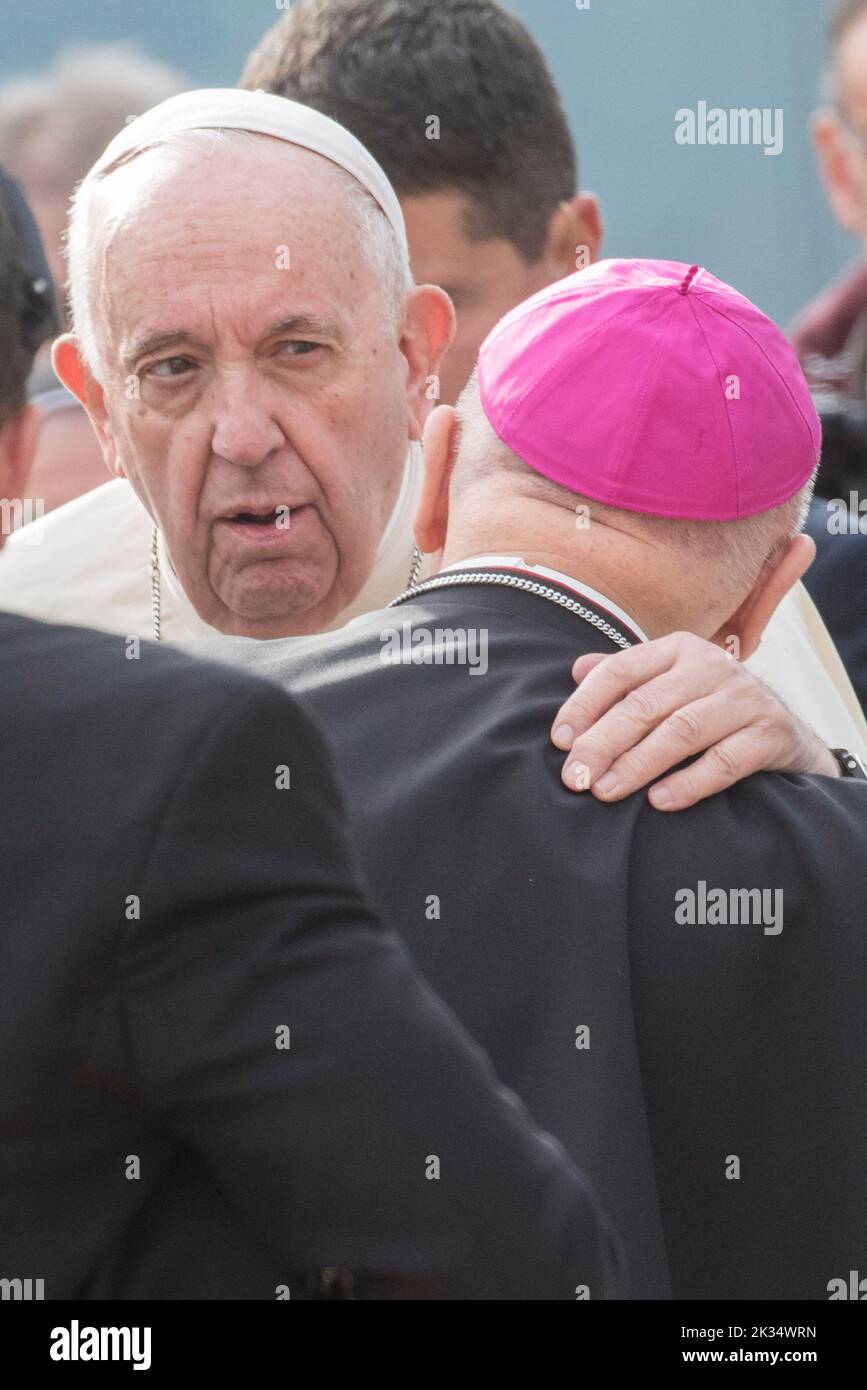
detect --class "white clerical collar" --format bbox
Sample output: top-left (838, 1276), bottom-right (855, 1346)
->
top-left (440, 554), bottom-right (649, 642)
top-left (378, 440), bottom-right (421, 551)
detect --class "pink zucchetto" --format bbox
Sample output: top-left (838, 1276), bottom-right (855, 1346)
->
top-left (477, 258), bottom-right (821, 521)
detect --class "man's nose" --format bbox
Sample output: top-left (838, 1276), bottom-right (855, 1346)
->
top-left (210, 383), bottom-right (286, 468)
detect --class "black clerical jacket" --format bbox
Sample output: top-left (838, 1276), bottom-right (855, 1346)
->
top-left (0, 611), bottom-right (622, 1300)
top-left (223, 570), bottom-right (867, 1300)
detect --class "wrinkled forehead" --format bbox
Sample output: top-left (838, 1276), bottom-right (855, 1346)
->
top-left (88, 135), bottom-right (379, 351)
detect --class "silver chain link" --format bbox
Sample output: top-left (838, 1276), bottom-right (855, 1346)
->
top-left (387, 569), bottom-right (635, 650)
top-left (406, 544), bottom-right (424, 590)
top-left (149, 525), bottom-right (161, 643)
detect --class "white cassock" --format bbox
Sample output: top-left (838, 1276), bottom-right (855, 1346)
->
top-left (1, 457), bottom-right (866, 758)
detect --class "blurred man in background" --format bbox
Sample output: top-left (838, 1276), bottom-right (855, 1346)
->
top-left (785, 0), bottom-right (867, 711)
top-left (795, 0), bottom-right (867, 499)
top-left (0, 43), bottom-right (186, 512)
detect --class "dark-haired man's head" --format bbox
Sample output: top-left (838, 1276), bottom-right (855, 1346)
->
top-left (241, 0), bottom-right (602, 403)
top-left (813, 0), bottom-right (867, 244)
top-left (0, 175), bottom-right (48, 547)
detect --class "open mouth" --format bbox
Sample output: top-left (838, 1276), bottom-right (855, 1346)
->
top-left (232, 508), bottom-right (284, 526)
top-left (218, 505), bottom-right (303, 545)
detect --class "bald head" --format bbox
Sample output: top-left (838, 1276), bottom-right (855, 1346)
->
top-left (415, 376), bottom-right (814, 657)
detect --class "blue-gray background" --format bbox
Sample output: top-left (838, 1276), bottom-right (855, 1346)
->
top-left (0, 0), bottom-right (853, 325)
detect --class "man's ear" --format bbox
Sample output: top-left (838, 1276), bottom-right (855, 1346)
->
top-left (52, 335), bottom-right (124, 478)
top-left (712, 534), bottom-right (815, 660)
top-left (0, 404), bottom-right (39, 546)
top-left (542, 193), bottom-right (603, 279)
top-left (812, 110), bottom-right (866, 237)
top-left (414, 403), bottom-right (460, 555)
top-left (399, 285), bottom-right (456, 441)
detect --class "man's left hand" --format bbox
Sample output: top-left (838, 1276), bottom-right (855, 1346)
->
top-left (550, 631), bottom-right (839, 810)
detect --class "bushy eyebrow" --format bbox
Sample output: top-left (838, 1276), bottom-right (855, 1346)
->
top-left (122, 330), bottom-right (195, 369)
top-left (122, 315), bottom-right (344, 369)
top-left (266, 314), bottom-right (343, 340)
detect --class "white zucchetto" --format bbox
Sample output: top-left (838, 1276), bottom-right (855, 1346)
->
top-left (87, 86), bottom-right (407, 251)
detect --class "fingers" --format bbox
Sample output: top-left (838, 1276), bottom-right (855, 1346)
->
top-left (557, 662), bottom-right (750, 794)
top-left (644, 728), bottom-right (783, 810)
top-left (551, 639), bottom-right (685, 750)
top-left (570, 692), bottom-right (777, 803)
top-left (565, 650), bottom-right (609, 692)
top-left (549, 629), bottom-right (831, 810)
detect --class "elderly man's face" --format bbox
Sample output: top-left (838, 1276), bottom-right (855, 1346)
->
top-left (59, 137), bottom-right (451, 637)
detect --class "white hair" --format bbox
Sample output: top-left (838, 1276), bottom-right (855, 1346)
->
top-left (453, 372), bottom-right (816, 598)
top-left (65, 127), bottom-right (412, 378)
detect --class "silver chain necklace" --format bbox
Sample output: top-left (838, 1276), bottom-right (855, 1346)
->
top-left (149, 526), bottom-right (162, 643)
top-left (387, 569), bottom-right (636, 650)
top-left (149, 525), bottom-right (424, 642)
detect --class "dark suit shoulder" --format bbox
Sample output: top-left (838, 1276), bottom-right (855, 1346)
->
top-left (630, 766), bottom-right (867, 900)
top-left (0, 612), bottom-right (322, 910)
top-left (0, 611), bottom-right (301, 754)
top-left (0, 610), bottom-right (270, 701)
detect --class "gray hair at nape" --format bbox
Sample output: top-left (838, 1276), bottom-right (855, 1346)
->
top-left (64, 126), bottom-right (413, 379)
top-left (451, 370), bottom-right (816, 599)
